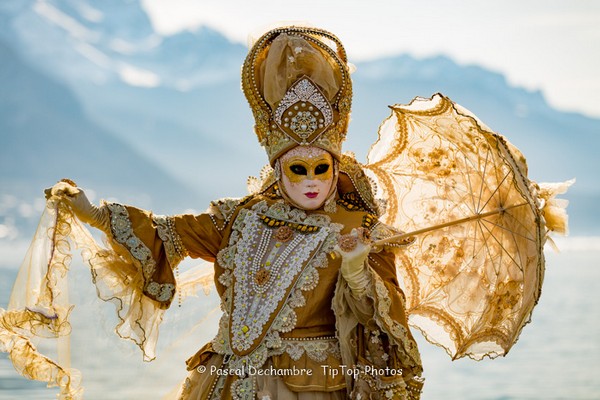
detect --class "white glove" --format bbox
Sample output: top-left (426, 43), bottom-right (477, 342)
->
top-left (335, 228), bottom-right (371, 297)
top-left (44, 181), bottom-right (110, 233)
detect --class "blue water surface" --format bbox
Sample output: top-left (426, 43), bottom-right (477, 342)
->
top-left (1, 249), bottom-right (598, 399)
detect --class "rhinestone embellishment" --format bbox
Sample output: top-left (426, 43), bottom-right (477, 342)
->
top-left (274, 77), bottom-right (333, 142)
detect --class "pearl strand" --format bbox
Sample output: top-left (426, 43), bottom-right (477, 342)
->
top-left (281, 335), bottom-right (337, 342)
top-left (249, 227), bottom-right (272, 281)
top-left (250, 232), bottom-right (305, 294)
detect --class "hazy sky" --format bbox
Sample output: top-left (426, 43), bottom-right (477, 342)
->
top-left (141, 0), bottom-right (600, 118)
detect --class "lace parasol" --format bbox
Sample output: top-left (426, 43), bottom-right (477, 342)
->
top-left (365, 93), bottom-right (572, 360)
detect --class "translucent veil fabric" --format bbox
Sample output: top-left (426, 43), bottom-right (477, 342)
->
top-left (0, 198), bottom-right (215, 399)
top-left (0, 200), bottom-right (82, 398)
top-left (364, 93), bottom-right (572, 360)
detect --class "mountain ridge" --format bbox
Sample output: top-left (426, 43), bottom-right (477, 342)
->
top-left (0, 37), bottom-right (202, 239)
top-left (0, 0), bottom-right (596, 235)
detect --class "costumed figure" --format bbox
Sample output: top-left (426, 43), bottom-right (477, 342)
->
top-left (1, 27), bottom-right (424, 399)
top-left (0, 26), bottom-right (572, 400)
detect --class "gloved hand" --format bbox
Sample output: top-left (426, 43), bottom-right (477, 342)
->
top-left (334, 228), bottom-right (371, 297)
top-left (44, 181), bottom-right (110, 233)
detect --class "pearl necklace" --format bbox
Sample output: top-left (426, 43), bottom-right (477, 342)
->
top-left (249, 228), bottom-right (305, 294)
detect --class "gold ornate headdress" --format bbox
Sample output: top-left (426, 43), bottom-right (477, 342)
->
top-left (242, 26), bottom-right (353, 165)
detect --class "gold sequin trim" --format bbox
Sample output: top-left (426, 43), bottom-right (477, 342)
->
top-left (107, 203), bottom-right (175, 304)
top-left (207, 197), bottom-right (253, 231)
top-left (337, 191), bottom-right (369, 212)
top-left (258, 214), bottom-right (321, 233)
top-left (154, 214), bottom-right (188, 267)
top-left (371, 272), bottom-right (423, 371)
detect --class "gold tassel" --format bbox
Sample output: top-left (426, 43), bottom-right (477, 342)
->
top-left (537, 179), bottom-right (575, 235)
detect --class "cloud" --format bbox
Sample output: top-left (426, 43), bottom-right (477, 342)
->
top-left (117, 63), bottom-right (161, 87)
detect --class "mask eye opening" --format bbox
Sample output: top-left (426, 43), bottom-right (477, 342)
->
top-left (289, 164), bottom-right (308, 175)
top-left (314, 163), bottom-right (330, 175)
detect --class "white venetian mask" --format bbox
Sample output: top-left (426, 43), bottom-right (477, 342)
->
top-left (278, 146), bottom-right (335, 210)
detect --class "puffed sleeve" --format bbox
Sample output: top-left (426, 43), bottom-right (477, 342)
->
top-left (82, 198), bottom-right (247, 362)
top-left (102, 202), bottom-right (222, 307)
top-left (333, 247), bottom-right (424, 400)
top-left (0, 197), bottom-right (245, 400)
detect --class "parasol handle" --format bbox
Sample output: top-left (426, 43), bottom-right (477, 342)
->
top-left (372, 202), bottom-right (529, 246)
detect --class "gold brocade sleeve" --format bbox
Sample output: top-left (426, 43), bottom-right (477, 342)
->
top-left (368, 250), bottom-right (424, 396)
top-left (0, 193), bottom-right (231, 400)
top-left (103, 203), bottom-right (225, 307)
top-left (172, 212), bottom-right (223, 262)
top-left (333, 248), bottom-right (424, 400)
top-left (0, 198), bottom-right (231, 400)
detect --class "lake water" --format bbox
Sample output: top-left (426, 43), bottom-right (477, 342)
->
top-left (1, 244), bottom-right (599, 399)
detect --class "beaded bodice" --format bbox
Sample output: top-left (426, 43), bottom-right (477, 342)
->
top-left (212, 200), bottom-right (342, 369)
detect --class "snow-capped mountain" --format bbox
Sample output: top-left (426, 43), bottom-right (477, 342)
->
top-left (0, 0), bottom-right (597, 236)
top-left (0, 0), bottom-right (245, 88)
top-left (0, 37), bottom-right (201, 240)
